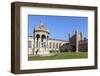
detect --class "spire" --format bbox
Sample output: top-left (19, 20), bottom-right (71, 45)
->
top-left (34, 20), bottom-right (49, 33)
top-left (69, 32), bottom-right (72, 39)
top-left (80, 32), bottom-right (83, 40)
top-left (75, 30), bottom-right (78, 35)
top-left (75, 29), bottom-right (79, 53)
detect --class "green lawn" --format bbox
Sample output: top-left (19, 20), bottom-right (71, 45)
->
top-left (28, 52), bottom-right (88, 61)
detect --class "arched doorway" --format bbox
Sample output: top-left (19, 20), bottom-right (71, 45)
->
top-left (36, 34), bottom-right (40, 48)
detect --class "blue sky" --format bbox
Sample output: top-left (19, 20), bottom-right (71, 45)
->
top-left (28, 15), bottom-right (88, 40)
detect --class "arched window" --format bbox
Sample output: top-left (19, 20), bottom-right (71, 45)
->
top-left (41, 34), bottom-right (46, 47)
top-left (53, 43), bottom-right (55, 48)
top-left (36, 34), bottom-right (40, 47)
top-left (59, 43), bottom-right (61, 48)
top-left (56, 43), bottom-right (58, 48)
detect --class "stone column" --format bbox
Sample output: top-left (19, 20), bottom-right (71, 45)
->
top-left (39, 36), bottom-right (41, 48)
top-left (38, 38), bottom-right (40, 48)
top-left (68, 32), bottom-right (72, 52)
top-left (34, 36), bottom-right (37, 55)
top-left (45, 38), bottom-right (47, 51)
top-left (44, 38), bottom-right (46, 50)
top-left (38, 37), bottom-right (41, 54)
top-left (47, 36), bottom-right (48, 48)
top-left (42, 39), bottom-right (45, 54)
top-left (34, 37), bottom-right (37, 48)
top-left (31, 38), bottom-right (34, 54)
top-left (75, 30), bottom-right (79, 52)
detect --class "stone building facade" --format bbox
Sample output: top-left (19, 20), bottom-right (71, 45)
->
top-left (28, 22), bottom-right (88, 55)
top-left (68, 30), bottom-right (88, 52)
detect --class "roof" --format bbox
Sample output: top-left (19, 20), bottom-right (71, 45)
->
top-left (34, 21), bottom-right (49, 33)
top-left (49, 38), bottom-right (68, 42)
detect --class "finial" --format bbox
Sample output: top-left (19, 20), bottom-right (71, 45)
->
top-left (69, 32), bottom-right (72, 38)
top-left (39, 20), bottom-right (44, 26)
top-left (75, 29), bottom-right (78, 34)
top-left (80, 32), bottom-right (83, 40)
